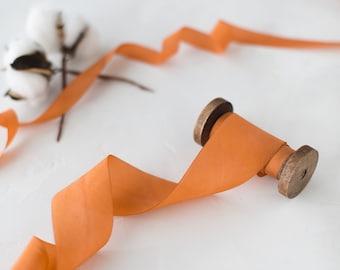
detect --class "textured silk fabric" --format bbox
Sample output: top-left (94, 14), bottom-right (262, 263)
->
top-left (13, 113), bottom-right (287, 269)
top-left (2, 20), bottom-right (338, 269)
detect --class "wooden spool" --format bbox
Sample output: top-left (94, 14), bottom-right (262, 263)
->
top-left (193, 98), bottom-right (318, 198)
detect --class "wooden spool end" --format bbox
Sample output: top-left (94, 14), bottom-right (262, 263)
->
top-left (194, 97), bottom-right (233, 146)
top-left (194, 97), bottom-right (319, 198)
top-left (278, 145), bottom-right (318, 198)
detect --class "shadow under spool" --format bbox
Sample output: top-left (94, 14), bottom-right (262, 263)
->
top-left (193, 97), bottom-right (318, 198)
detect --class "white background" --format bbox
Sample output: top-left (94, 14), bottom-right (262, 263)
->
top-left (0, 0), bottom-right (339, 269)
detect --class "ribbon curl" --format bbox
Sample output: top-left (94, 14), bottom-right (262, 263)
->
top-left (13, 113), bottom-right (288, 269)
top-left (1, 20), bottom-right (340, 154)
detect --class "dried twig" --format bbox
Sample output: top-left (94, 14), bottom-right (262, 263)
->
top-left (55, 68), bottom-right (153, 92)
top-left (56, 53), bottom-right (68, 142)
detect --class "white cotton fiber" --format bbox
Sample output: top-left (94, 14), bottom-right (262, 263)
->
top-left (3, 37), bottom-right (44, 67)
top-left (26, 7), bottom-right (61, 53)
top-left (61, 12), bottom-right (87, 48)
top-left (5, 68), bottom-right (49, 105)
top-left (59, 11), bottom-right (101, 59)
top-left (25, 7), bottom-right (101, 59)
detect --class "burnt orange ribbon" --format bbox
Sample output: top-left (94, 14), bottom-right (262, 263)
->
top-left (13, 112), bottom-right (291, 269)
top-left (3, 20), bottom-right (338, 269)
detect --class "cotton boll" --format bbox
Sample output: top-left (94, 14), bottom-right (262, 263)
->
top-left (26, 8), bottom-right (101, 60)
top-left (3, 37), bottom-right (44, 67)
top-left (26, 7), bottom-right (61, 53)
top-left (2, 37), bottom-right (51, 106)
top-left (5, 68), bottom-right (50, 106)
top-left (62, 12), bottom-right (101, 59)
top-left (61, 12), bottom-right (87, 48)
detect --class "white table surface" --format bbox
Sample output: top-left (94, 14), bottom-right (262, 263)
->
top-left (0, 0), bottom-right (339, 269)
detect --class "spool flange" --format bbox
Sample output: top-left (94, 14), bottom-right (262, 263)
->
top-left (193, 97), bottom-right (318, 198)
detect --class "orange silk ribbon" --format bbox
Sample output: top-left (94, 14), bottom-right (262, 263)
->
top-left (3, 20), bottom-right (338, 269)
top-left (13, 112), bottom-right (290, 269)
